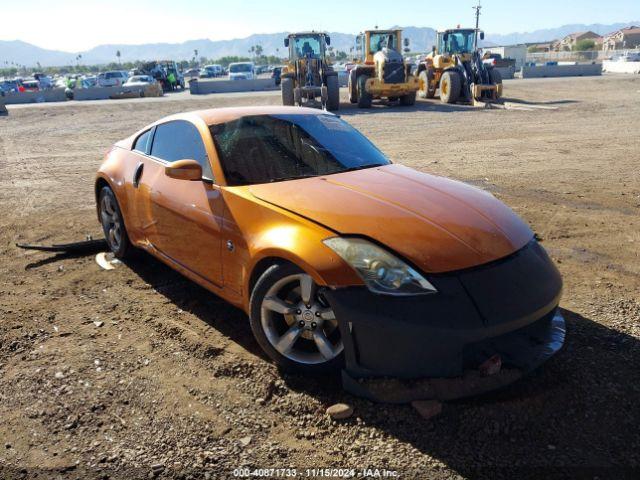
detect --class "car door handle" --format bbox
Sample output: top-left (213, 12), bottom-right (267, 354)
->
top-left (133, 162), bottom-right (144, 188)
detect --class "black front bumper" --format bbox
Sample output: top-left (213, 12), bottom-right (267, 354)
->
top-left (324, 240), bottom-right (565, 401)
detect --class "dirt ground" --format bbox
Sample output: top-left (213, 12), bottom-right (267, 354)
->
top-left (1, 75), bottom-right (639, 480)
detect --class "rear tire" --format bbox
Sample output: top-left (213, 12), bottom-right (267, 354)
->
top-left (98, 186), bottom-right (133, 260)
top-left (249, 263), bottom-right (344, 374)
top-left (281, 77), bottom-right (294, 106)
top-left (440, 70), bottom-right (461, 104)
top-left (348, 70), bottom-right (358, 103)
top-left (489, 68), bottom-right (503, 98)
top-left (357, 75), bottom-right (372, 108)
top-left (326, 75), bottom-right (340, 111)
top-left (418, 70), bottom-right (436, 99)
top-left (400, 90), bottom-right (416, 106)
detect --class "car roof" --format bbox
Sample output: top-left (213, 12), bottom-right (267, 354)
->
top-left (160, 106), bottom-right (333, 127)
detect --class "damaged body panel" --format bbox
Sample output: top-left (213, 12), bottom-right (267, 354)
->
top-left (93, 106), bottom-right (565, 401)
top-left (324, 240), bottom-right (563, 389)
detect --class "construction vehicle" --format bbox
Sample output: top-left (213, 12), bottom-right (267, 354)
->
top-left (416, 27), bottom-right (502, 105)
top-left (348, 29), bottom-right (419, 108)
top-left (281, 32), bottom-right (339, 111)
top-left (135, 60), bottom-right (185, 91)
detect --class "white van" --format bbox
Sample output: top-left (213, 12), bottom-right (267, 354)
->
top-left (228, 62), bottom-right (255, 81)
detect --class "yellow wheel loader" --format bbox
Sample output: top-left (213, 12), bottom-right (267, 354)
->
top-left (417, 28), bottom-right (503, 105)
top-left (347, 29), bottom-right (419, 108)
top-left (281, 32), bottom-right (339, 111)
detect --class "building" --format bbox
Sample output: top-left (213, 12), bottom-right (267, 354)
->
top-left (553, 31), bottom-right (602, 51)
top-left (483, 45), bottom-right (528, 68)
top-left (603, 26), bottom-right (640, 51)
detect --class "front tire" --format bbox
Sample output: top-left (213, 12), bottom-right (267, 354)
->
top-left (281, 77), bottom-right (294, 106)
top-left (326, 75), bottom-right (340, 111)
top-left (418, 70), bottom-right (436, 99)
top-left (249, 263), bottom-right (344, 373)
top-left (440, 70), bottom-right (461, 104)
top-left (98, 186), bottom-right (133, 259)
top-left (357, 75), bottom-right (372, 108)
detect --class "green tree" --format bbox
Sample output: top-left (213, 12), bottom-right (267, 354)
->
top-left (573, 39), bottom-right (596, 51)
top-left (116, 50), bottom-right (121, 65)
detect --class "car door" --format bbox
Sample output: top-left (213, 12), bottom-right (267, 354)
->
top-left (140, 119), bottom-right (224, 287)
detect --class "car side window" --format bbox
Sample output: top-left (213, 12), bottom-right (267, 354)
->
top-left (133, 129), bottom-right (152, 154)
top-left (150, 120), bottom-right (213, 180)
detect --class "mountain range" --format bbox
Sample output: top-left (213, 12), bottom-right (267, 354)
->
top-left (1, 22), bottom-right (637, 67)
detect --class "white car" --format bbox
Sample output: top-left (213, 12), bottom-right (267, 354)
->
top-left (228, 62), bottom-right (255, 80)
top-left (123, 75), bottom-right (155, 87)
top-left (98, 70), bottom-right (129, 87)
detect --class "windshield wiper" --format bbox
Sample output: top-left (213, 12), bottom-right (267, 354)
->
top-left (338, 164), bottom-right (381, 173)
top-left (268, 174), bottom-right (317, 183)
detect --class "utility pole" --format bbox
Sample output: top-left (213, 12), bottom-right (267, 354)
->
top-left (473, 1), bottom-right (482, 49)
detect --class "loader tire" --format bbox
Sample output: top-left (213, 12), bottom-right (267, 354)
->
top-left (326, 75), bottom-right (340, 111)
top-left (281, 77), bottom-right (295, 106)
top-left (357, 75), bottom-right (372, 109)
top-left (440, 70), bottom-right (461, 104)
top-left (400, 90), bottom-right (416, 106)
top-left (418, 70), bottom-right (436, 99)
top-left (489, 68), bottom-right (503, 98)
top-left (348, 70), bottom-right (358, 103)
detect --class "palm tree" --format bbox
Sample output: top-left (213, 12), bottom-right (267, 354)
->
top-left (116, 50), bottom-right (121, 65)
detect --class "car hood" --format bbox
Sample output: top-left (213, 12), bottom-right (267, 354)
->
top-left (249, 164), bottom-right (533, 273)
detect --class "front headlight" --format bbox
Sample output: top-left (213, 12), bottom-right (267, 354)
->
top-left (323, 237), bottom-right (437, 296)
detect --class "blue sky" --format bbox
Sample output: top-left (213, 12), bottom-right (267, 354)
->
top-left (4, 0), bottom-right (639, 51)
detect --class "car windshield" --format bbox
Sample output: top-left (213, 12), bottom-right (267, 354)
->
top-left (292, 36), bottom-right (322, 59)
top-left (369, 32), bottom-right (398, 53)
top-left (210, 114), bottom-right (391, 186)
top-left (439, 30), bottom-right (475, 54)
top-left (230, 64), bottom-right (252, 73)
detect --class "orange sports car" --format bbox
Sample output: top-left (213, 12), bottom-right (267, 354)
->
top-left (96, 106), bottom-right (564, 386)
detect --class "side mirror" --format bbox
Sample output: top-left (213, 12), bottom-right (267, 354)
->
top-left (165, 159), bottom-right (202, 181)
top-left (284, 38), bottom-right (289, 48)
top-left (404, 38), bottom-right (410, 47)
top-left (326, 36), bottom-right (331, 46)
top-left (432, 45), bottom-right (436, 54)
top-left (443, 33), bottom-right (449, 42)
top-left (480, 32), bottom-right (485, 40)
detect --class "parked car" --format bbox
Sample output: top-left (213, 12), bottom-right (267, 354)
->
top-left (95, 106), bottom-right (565, 382)
top-left (123, 75), bottom-right (155, 87)
top-left (228, 62), bottom-right (255, 80)
top-left (98, 71), bottom-right (129, 87)
top-left (200, 64), bottom-right (223, 78)
top-left (0, 79), bottom-right (24, 94)
top-left (183, 68), bottom-right (200, 78)
top-left (483, 53), bottom-right (516, 68)
top-left (271, 66), bottom-right (282, 85)
top-left (21, 80), bottom-right (40, 92)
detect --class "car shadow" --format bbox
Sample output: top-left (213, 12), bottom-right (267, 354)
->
top-left (26, 247), bottom-right (639, 475)
top-left (337, 99), bottom-right (473, 115)
top-left (121, 253), bottom-right (640, 475)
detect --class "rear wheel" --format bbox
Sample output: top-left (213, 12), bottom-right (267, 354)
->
top-left (418, 70), bottom-right (436, 99)
top-left (326, 75), bottom-right (340, 111)
top-left (348, 70), bottom-right (358, 103)
top-left (281, 77), bottom-right (294, 106)
top-left (357, 75), bottom-right (372, 108)
top-left (400, 90), bottom-right (416, 106)
top-left (440, 70), bottom-right (461, 104)
top-left (99, 186), bottom-right (133, 259)
top-left (249, 263), bottom-right (344, 373)
top-left (489, 68), bottom-right (503, 98)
